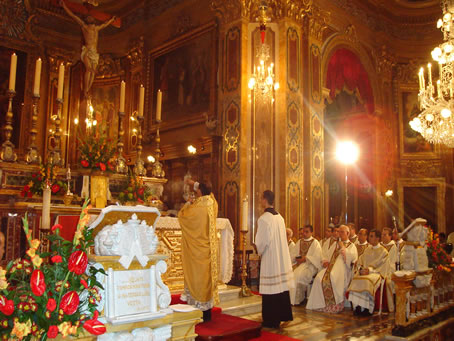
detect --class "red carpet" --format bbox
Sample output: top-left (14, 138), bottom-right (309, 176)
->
top-left (196, 313), bottom-right (261, 340)
top-left (250, 331), bottom-right (302, 341)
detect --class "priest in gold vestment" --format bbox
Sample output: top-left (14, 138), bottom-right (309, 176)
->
top-left (178, 180), bottom-right (219, 322)
top-left (348, 229), bottom-right (389, 316)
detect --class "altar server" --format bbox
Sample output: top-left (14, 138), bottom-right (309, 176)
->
top-left (349, 229), bottom-right (389, 316)
top-left (306, 225), bottom-right (358, 313)
top-left (290, 224), bottom-right (322, 305)
top-left (255, 190), bottom-right (294, 329)
top-left (178, 179), bottom-right (219, 322)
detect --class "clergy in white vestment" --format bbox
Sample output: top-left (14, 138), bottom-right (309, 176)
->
top-left (393, 228), bottom-right (405, 253)
top-left (349, 223), bottom-right (358, 244)
top-left (287, 228), bottom-right (298, 265)
top-left (290, 224), bottom-right (322, 305)
top-left (349, 229), bottom-right (389, 316)
top-left (321, 224), bottom-right (334, 248)
top-left (306, 225), bottom-right (358, 313)
top-left (255, 190), bottom-right (294, 328)
top-left (321, 225), bottom-right (339, 262)
top-left (355, 228), bottom-right (369, 259)
top-left (380, 227), bottom-right (397, 312)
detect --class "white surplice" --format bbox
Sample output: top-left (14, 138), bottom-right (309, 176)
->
top-left (306, 240), bottom-right (358, 312)
top-left (322, 237), bottom-right (337, 263)
top-left (381, 240), bottom-right (397, 312)
top-left (290, 237), bottom-right (322, 304)
top-left (288, 240), bottom-right (298, 265)
top-left (256, 212), bottom-right (294, 295)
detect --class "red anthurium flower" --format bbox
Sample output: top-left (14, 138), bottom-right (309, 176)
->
top-left (30, 269), bottom-right (46, 297)
top-left (83, 311), bottom-right (106, 335)
top-left (51, 184), bottom-right (60, 194)
top-left (60, 291), bottom-right (79, 315)
top-left (51, 255), bottom-right (62, 264)
top-left (27, 191), bottom-right (32, 198)
top-left (24, 185), bottom-right (30, 192)
top-left (138, 188), bottom-right (144, 196)
top-left (99, 162), bottom-right (106, 172)
top-left (0, 297), bottom-right (14, 316)
top-left (81, 160), bottom-right (89, 168)
top-left (47, 325), bottom-right (59, 339)
top-left (80, 279), bottom-right (88, 289)
top-left (46, 298), bottom-right (57, 312)
top-left (51, 224), bottom-right (63, 233)
top-left (68, 251), bottom-right (88, 275)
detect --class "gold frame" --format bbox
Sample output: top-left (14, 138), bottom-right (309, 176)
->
top-left (397, 177), bottom-right (446, 233)
top-left (398, 84), bottom-right (439, 159)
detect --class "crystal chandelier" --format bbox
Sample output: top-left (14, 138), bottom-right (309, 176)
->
top-left (248, 1), bottom-right (279, 101)
top-left (410, 0), bottom-right (454, 147)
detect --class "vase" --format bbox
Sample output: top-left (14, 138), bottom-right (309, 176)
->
top-left (90, 174), bottom-right (108, 208)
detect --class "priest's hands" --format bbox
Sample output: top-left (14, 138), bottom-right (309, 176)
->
top-left (296, 256), bottom-right (306, 264)
top-left (359, 268), bottom-right (369, 276)
top-left (322, 260), bottom-right (329, 268)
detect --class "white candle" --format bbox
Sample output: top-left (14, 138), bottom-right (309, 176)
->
top-left (428, 63), bottom-right (432, 85)
top-left (33, 58), bottom-right (42, 96)
top-left (156, 89), bottom-right (162, 121)
top-left (8, 53), bottom-right (17, 91)
top-left (241, 196), bottom-right (248, 232)
top-left (438, 80), bottom-right (442, 99)
top-left (138, 84), bottom-right (145, 117)
top-left (418, 72), bottom-right (423, 91)
top-left (57, 63), bottom-right (65, 99)
top-left (120, 80), bottom-right (125, 112)
top-left (42, 186), bottom-right (51, 230)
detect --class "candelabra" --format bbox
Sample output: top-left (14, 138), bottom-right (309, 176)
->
top-left (48, 98), bottom-right (63, 166)
top-left (116, 110), bottom-right (128, 174)
top-left (240, 228), bottom-right (252, 297)
top-left (134, 114), bottom-right (146, 176)
top-left (0, 90), bottom-right (17, 162)
top-left (151, 120), bottom-right (165, 178)
top-left (26, 94), bottom-right (42, 164)
top-left (410, 0), bottom-right (454, 147)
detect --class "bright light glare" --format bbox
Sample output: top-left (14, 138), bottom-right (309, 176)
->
top-left (335, 141), bottom-right (359, 165)
top-left (188, 145), bottom-right (197, 154)
top-left (385, 189), bottom-right (393, 197)
top-left (147, 155), bottom-right (155, 163)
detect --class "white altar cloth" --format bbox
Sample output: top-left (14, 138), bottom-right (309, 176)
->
top-left (155, 217), bottom-right (234, 283)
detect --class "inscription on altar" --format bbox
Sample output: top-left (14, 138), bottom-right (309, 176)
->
top-left (114, 269), bottom-right (151, 316)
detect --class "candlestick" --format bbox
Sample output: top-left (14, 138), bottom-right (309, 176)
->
top-left (0, 90), bottom-right (17, 162)
top-left (151, 123), bottom-right (165, 178)
top-left (240, 229), bottom-right (252, 297)
top-left (57, 63), bottom-right (65, 100)
top-left (241, 196), bottom-right (249, 232)
top-left (8, 53), bottom-right (17, 91)
top-left (134, 114), bottom-right (146, 176)
top-left (33, 58), bottom-right (42, 96)
top-left (138, 84), bottom-right (145, 118)
top-left (25, 94), bottom-right (42, 164)
top-left (42, 184), bottom-right (51, 230)
top-left (120, 81), bottom-right (126, 113)
top-left (156, 89), bottom-right (162, 122)
top-left (115, 109), bottom-right (127, 174)
top-left (48, 98), bottom-right (63, 166)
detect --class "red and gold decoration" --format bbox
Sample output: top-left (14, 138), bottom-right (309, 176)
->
top-left (20, 162), bottom-right (67, 198)
top-left (426, 228), bottom-right (453, 272)
top-left (0, 200), bottom-right (106, 340)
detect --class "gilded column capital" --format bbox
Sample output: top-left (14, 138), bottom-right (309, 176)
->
top-left (211, 0), bottom-right (254, 24)
top-left (308, 5), bottom-right (329, 42)
top-left (48, 53), bottom-right (72, 73)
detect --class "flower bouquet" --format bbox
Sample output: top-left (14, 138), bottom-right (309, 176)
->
top-left (426, 228), bottom-right (453, 272)
top-left (78, 124), bottom-right (116, 173)
top-left (20, 163), bottom-right (67, 198)
top-left (0, 200), bottom-right (107, 340)
top-left (117, 173), bottom-right (152, 205)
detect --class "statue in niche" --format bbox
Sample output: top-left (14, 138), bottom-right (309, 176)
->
top-left (60, 0), bottom-right (116, 99)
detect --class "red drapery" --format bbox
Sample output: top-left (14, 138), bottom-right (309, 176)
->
top-left (326, 48), bottom-right (374, 114)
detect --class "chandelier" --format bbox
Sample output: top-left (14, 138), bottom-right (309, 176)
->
top-left (410, 0), bottom-right (454, 147)
top-left (248, 1), bottom-right (279, 101)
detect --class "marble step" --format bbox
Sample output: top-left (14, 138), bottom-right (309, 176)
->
top-left (218, 294), bottom-right (262, 317)
top-left (218, 285), bottom-right (242, 303)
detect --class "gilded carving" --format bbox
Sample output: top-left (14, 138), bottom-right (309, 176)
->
top-left (127, 36), bottom-right (144, 68)
top-left (0, 0), bottom-right (28, 39)
top-left (374, 45), bottom-right (395, 80)
top-left (48, 52), bottom-right (73, 73)
top-left (394, 60), bottom-right (421, 83)
top-left (308, 5), bottom-right (329, 42)
top-left (97, 54), bottom-right (122, 78)
top-left (211, 0), bottom-right (252, 23)
top-left (344, 24), bottom-right (358, 43)
top-left (401, 160), bottom-right (443, 178)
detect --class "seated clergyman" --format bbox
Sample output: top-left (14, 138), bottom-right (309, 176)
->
top-left (348, 229), bottom-right (389, 316)
top-left (289, 225), bottom-right (322, 305)
top-left (355, 228), bottom-right (369, 259)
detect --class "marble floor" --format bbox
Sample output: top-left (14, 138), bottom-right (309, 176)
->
top-left (242, 306), bottom-right (394, 341)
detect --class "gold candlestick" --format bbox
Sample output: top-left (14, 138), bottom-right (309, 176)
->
top-left (240, 229), bottom-right (252, 297)
top-left (1, 90), bottom-right (17, 162)
top-left (116, 110), bottom-right (127, 173)
top-left (26, 94), bottom-right (42, 164)
top-left (134, 114), bottom-right (146, 176)
top-left (49, 98), bottom-right (63, 166)
top-left (151, 120), bottom-right (165, 178)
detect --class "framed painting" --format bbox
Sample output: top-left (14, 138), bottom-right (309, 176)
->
top-left (398, 85), bottom-right (438, 158)
top-left (147, 22), bottom-right (217, 129)
top-left (91, 78), bottom-right (120, 143)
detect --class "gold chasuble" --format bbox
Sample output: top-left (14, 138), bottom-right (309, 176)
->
top-left (178, 193), bottom-right (219, 308)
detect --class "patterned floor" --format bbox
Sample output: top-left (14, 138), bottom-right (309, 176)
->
top-left (242, 305), bottom-right (394, 341)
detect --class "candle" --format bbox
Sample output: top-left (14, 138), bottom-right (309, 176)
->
top-left (57, 63), bottom-right (65, 99)
top-left (66, 166), bottom-right (71, 180)
top-left (438, 80), bottom-right (442, 99)
top-left (428, 63), bottom-right (432, 85)
top-left (419, 71), bottom-right (423, 91)
top-left (8, 53), bottom-right (17, 91)
top-left (120, 80), bottom-right (125, 112)
top-left (241, 196), bottom-right (248, 232)
top-left (138, 84), bottom-right (145, 117)
top-left (42, 185), bottom-right (51, 230)
top-left (421, 69), bottom-right (425, 89)
top-left (33, 58), bottom-right (42, 96)
top-left (156, 89), bottom-right (162, 121)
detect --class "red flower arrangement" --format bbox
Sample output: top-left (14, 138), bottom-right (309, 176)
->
top-left (20, 162), bottom-right (67, 198)
top-left (118, 172), bottom-right (153, 205)
top-left (0, 200), bottom-right (107, 340)
top-left (78, 123), bottom-right (116, 173)
top-left (426, 228), bottom-right (453, 272)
